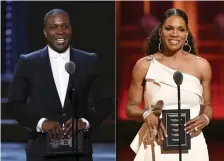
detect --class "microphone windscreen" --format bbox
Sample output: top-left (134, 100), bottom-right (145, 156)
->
top-left (173, 71), bottom-right (183, 86)
top-left (65, 61), bottom-right (76, 74)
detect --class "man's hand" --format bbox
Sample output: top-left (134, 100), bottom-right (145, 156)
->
top-left (64, 119), bottom-right (87, 137)
top-left (42, 120), bottom-right (63, 140)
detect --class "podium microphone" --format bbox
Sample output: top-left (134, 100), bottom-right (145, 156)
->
top-left (173, 71), bottom-right (183, 161)
top-left (173, 71), bottom-right (183, 86)
top-left (65, 61), bottom-right (76, 74)
top-left (65, 61), bottom-right (78, 155)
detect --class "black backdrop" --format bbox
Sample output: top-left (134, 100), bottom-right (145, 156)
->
top-left (27, 2), bottom-right (115, 71)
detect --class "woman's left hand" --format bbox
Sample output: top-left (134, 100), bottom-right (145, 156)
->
top-left (190, 129), bottom-right (202, 138)
top-left (184, 114), bottom-right (209, 135)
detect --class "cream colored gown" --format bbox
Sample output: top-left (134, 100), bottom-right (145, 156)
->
top-left (130, 57), bottom-right (209, 161)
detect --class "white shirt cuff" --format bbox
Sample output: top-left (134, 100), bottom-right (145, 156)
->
top-left (79, 118), bottom-right (90, 130)
top-left (36, 118), bottom-right (47, 133)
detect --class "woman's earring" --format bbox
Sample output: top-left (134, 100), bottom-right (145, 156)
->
top-left (182, 39), bottom-right (191, 53)
top-left (158, 38), bottom-right (163, 52)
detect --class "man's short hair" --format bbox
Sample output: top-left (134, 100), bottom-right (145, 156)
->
top-left (44, 9), bottom-right (70, 27)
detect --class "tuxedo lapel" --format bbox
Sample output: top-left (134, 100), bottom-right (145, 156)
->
top-left (40, 46), bottom-right (62, 109)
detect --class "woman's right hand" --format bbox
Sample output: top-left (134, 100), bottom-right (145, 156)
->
top-left (145, 112), bottom-right (167, 141)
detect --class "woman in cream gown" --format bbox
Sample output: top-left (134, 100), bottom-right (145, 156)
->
top-left (126, 8), bottom-right (212, 161)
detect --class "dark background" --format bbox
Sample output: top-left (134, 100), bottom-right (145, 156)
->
top-left (1, 1), bottom-right (115, 143)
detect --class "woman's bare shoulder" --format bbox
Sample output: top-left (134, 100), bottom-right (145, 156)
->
top-left (194, 55), bottom-right (211, 71)
top-left (132, 56), bottom-right (152, 79)
top-left (188, 54), bottom-right (212, 79)
top-left (135, 56), bottom-right (152, 71)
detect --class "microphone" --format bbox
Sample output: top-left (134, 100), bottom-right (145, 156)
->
top-left (65, 61), bottom-right (78, 154)
top-left (65, 61), bottom-right (76, 74)
top-left (173, 71), bottom-right (183, 86)
top-left (173, 71), bottom-right (183, 161)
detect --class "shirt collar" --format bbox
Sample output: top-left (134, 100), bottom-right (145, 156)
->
top-left (48, 46), bottom-right (70, 59)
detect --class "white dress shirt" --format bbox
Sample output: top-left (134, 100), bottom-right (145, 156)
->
top-left (36, 46), bottom-right (89, 133)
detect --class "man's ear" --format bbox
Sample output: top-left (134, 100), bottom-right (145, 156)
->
top-left (43, 28), bottom-right (47, 39)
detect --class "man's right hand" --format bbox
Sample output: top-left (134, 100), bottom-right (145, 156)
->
top-left (42, 120), bottom-right (63, 140)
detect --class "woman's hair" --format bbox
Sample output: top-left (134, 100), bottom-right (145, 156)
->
top-left (145, 8), bottom-right (197, 55)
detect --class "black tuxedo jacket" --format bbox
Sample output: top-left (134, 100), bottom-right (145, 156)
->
top-left (7, 46), bottom-right (113, 157)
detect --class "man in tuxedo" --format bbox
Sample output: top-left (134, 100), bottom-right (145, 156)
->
top-left (7, 8), bottom-right (113, 161)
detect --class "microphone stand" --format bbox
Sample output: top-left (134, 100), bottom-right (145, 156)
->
top-left (70, 76), bottom-right (79, 161)
top-left (177, 84), bottom-right (182, 161)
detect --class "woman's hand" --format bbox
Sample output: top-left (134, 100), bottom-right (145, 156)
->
top-left (145, 112), bottom-right (167, 141)
top-left (184, 114), bottom-right (209, 135)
